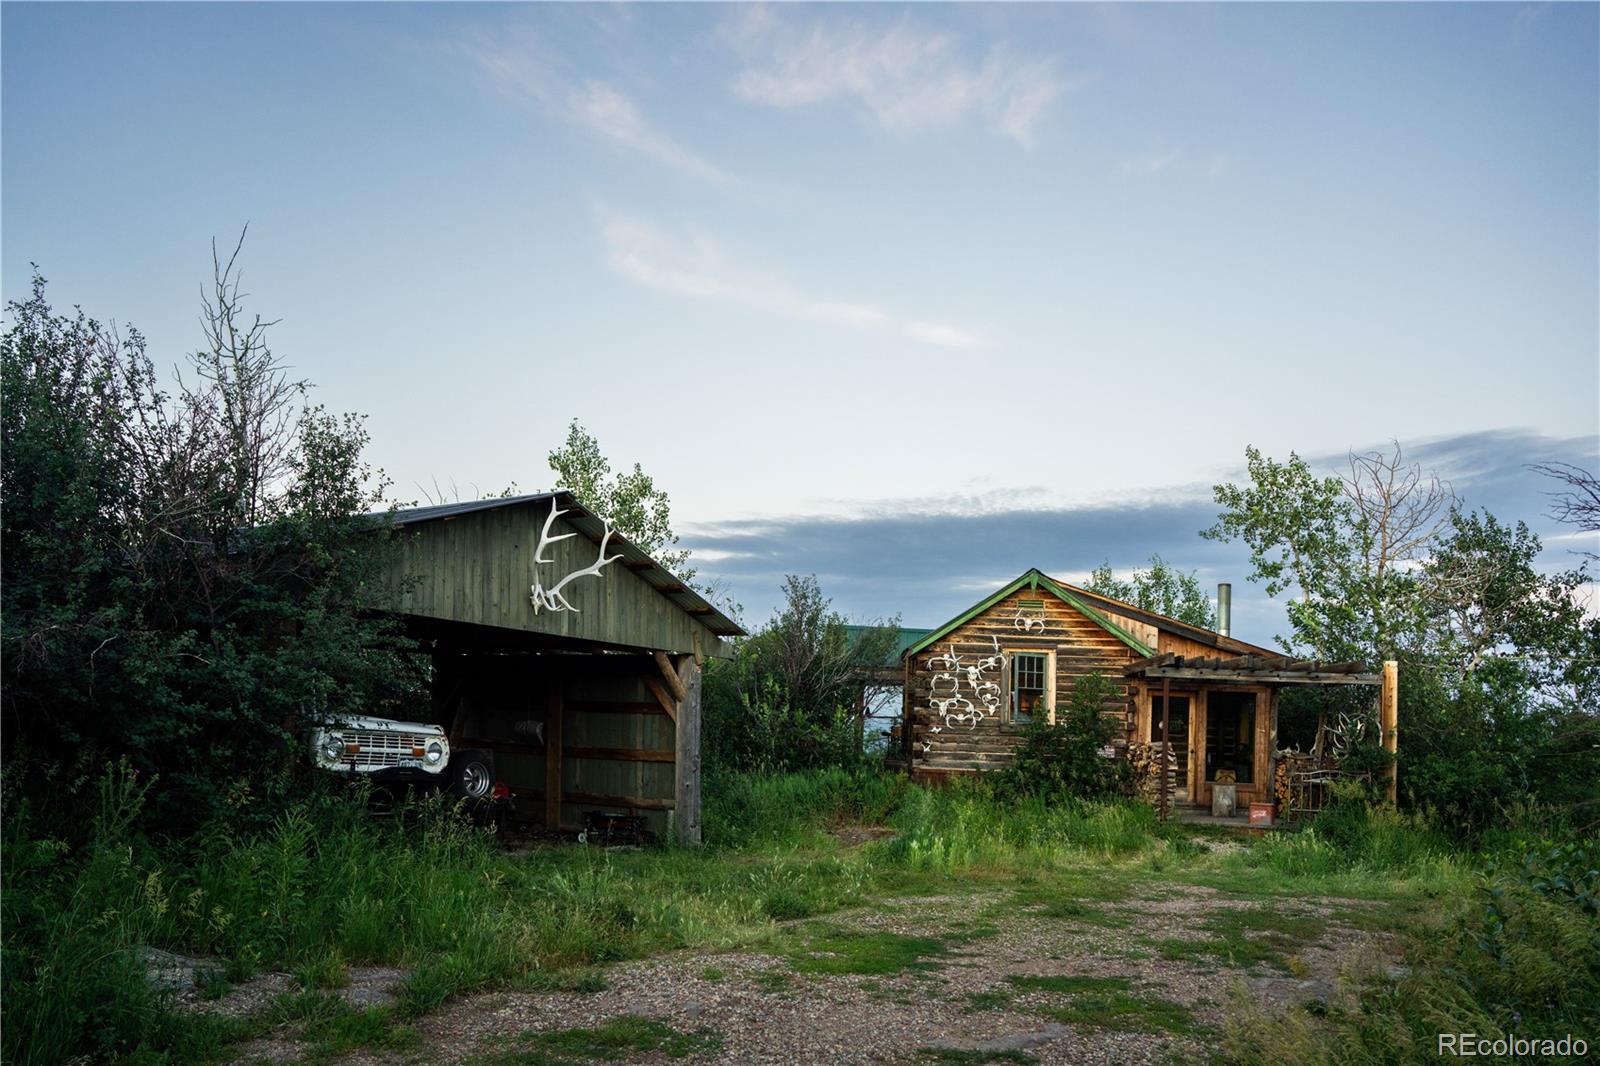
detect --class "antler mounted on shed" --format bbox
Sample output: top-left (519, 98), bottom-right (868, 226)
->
top-left (530, 498), bottom-right (623, 614)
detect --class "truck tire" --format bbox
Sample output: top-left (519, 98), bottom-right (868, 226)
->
top-left (447, 748), bottom-right (494, 801)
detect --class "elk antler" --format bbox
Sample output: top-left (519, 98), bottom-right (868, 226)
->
top-left (533, 499), bottom-right (578, 564)
top-left (530, 499), bottom-right (624, 614)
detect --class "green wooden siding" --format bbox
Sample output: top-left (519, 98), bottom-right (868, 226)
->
top-left (380, 504), bottom-right (725, 656)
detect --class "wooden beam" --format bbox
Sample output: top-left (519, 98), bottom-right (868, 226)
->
top-left (568, 699), bottom-right (672, 717)
top-left (1138, 668), bottom-right (1381, 686)
top-left (459, 739), bottom-right (675, 763)
top-left (545, 688), bottom-right (563, 831)
top-left (674, 655), bottom-right (703, 846)
top-left (653, 650), bottom-right (687, 702)
top-left (1381, 660), bottom-right (1399, 805)
top-left (642, 675), bottom-right (678, 722)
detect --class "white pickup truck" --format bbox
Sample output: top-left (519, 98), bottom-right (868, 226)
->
top-left (309, 715), bottom-right (496, 802)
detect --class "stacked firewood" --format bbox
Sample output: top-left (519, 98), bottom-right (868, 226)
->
top-left (1127, 742), bottom-right (1178, 803)
top-left (1273, 749), bottom-right (1339, 813)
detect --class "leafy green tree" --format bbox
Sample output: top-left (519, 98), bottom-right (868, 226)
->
top-left (1206, 443), bottom-right (1598, 824)
top-left (1084, 555), bottom-right (1217, 628)
top-left (703, 576), bottom-right (899, 773)
top-left (1, 262), bottom-right (422, 832)
top-left (547, 419), bottom-right (694, 583)
top-left (1423, 508), bottom-right (1598, 701)
top-left (1204, 443), bottom-right (1451, 661)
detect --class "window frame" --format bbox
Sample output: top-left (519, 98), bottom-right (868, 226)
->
top-left (1006, 649), bottom-right (1057, 726)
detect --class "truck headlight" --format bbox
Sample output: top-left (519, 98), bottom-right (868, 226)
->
top-left (425, 739), bottom-right (446, 765)
top-left (322, 735), bottom-right (344, 762)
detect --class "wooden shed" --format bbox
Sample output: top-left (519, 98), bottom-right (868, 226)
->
top-left (377, 492), bottom-right (743, 843)
top-left (898, 569), bottom-right (1388, 814)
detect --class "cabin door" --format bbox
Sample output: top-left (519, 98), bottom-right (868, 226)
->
top-left (1196, 691), bottom-right (1258, 809)
top-left (1149, 693), bottom-right (1194, 804)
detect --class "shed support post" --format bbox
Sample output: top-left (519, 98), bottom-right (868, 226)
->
top-left (1380, 660), bottom-right (1399, 805)
top-left (856, 685), bottom-right (867, 756)
top-left (545, 687), bottom-right (563, 831)
top-left (674, 656), bottom-right (703, 846)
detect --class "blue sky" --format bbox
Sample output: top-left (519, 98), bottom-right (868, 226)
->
top-left (4, 3), bottom-right (1597, 644)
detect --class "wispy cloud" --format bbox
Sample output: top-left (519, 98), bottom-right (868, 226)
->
top-left (598, 209), bottom-right (985, 349)
top-left (456, 28), bottom-right (729, 183)
top-left (721, 8), bottom-right (1069, 148)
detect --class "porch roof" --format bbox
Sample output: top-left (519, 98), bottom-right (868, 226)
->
top-left (1124, 652), bottom-right (1380, 686)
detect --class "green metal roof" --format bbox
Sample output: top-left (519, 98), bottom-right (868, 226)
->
top-left (903, 569), bottom-right (1155, 660)
top-left (842, 625), bottom-right (936, 668)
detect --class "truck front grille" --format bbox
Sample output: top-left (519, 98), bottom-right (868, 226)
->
top-left (344, 730), bottom-right (433, 767)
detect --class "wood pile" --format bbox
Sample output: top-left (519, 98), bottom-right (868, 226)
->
top-left (1127, 741), bottom-right (1178, 803)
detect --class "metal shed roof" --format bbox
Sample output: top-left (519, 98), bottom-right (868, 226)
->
top-left (378, 492), bottom-right (745, 638)
top-left (843, 625), bottom-right (936, 668)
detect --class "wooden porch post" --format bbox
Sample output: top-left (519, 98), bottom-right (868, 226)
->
top-left (1380, 660), bottom-right (1399, 805)
top-left (1160, 676), bottom-right (1172, 822)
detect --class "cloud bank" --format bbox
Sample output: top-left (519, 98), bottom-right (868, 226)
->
top-left (684, 430), bottom-right (1599, 644)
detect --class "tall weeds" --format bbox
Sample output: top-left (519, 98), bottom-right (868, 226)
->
top-left (8, 764), bottom-right (1584, 1065)
top-left (881, 779), bottom-right (1161, 873)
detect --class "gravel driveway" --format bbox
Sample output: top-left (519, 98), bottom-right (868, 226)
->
top-left (221, 881), bottom-right (1394, 1066)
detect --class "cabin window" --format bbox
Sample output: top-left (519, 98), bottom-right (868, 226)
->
top-left (1011, 652), bottom-right (1048, 724)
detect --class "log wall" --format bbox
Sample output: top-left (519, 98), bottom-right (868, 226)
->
top-left (904, 588), bottom-right (1139, 776)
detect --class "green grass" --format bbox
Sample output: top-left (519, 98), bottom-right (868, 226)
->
top-left (4, 767), bottom-right (1575, 1066)
top-left (263, 990), bottom-right (420, 1062)
top-left (964, 988), bottom-right (1014, 1012)
top-left (1034, 898), bottom-right (1135, 927)
top-left (1045, 990), bottom-right (1197, 1035)
top-left (1148, 908), bottom-right (1327, 971)
top-left (752, 969), bottom-right (792, 992)
top-left (1005, 975), bottom-right (1198, 1035)
top-left (472, 1016), bottom-right (721, 1065)
top-left (783, 925), bottom-right (950, 975)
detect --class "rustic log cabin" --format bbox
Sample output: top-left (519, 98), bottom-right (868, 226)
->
top-left (897, 569), bottom-right (1392, 815)
top-left (375, 492), bottom-right (743, 843)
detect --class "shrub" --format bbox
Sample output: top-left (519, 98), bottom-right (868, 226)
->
top-left (991, 673), bottom-right (1128, 803)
